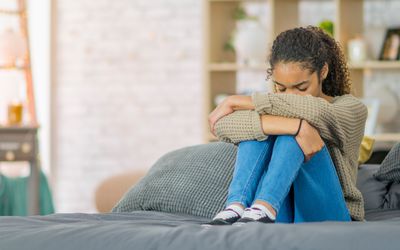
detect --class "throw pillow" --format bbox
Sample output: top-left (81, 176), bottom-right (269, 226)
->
top-left (358, 136), bottom-right (375, 165)
top-left (373, 142), bottom-right (400, 182)
top-left (112, 142), bottom-right (237, 218)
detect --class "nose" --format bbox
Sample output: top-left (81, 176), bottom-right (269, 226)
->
top-left (285, 88), bottom-right (297, 95)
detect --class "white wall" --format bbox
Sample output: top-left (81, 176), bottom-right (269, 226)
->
top-left (53, 0), bottom-right (203, 212)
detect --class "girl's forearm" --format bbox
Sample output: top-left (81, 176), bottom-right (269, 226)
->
top-left (260, 115), bottom-right (301, 136)
top-left (229, 95), bottom-right (255, 111)
top-left (225, 95), bottom-right (301, 136)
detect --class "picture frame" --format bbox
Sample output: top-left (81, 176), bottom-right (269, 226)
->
top-left (379, 27), bottom-right (400, 60)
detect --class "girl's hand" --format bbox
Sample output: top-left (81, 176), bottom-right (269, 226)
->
top-left (208, 97), bottom-right (235, 136)
top-left (295, 120), bottom-right (325, 162)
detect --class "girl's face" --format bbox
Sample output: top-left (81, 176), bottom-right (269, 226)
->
top-left (271, 62), bottom-right (328, 97)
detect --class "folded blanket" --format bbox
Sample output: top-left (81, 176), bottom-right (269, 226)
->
top-left (0, 170), bottom-right (54, 216)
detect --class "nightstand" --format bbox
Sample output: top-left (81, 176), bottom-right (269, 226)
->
top-left (0, 126), bottom-right (40, 215)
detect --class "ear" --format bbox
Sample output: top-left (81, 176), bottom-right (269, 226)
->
top-left (321, 63), bottom-right (329, 80)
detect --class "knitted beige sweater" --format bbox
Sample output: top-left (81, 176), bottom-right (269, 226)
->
top-left (214, 92), bottom-right (368, 221)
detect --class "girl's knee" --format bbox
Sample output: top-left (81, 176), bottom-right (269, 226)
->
top-left (274, 135), bottom-right (302, 152)
top-left (239, 136), bottom-right (275, 147)
top-left (275, 135), bottom-right (297, 144)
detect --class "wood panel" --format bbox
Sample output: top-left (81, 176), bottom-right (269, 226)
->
top-left (270, 0), bottom-right (299, 43)
top-left (209, 2), bottom-right (239, 63)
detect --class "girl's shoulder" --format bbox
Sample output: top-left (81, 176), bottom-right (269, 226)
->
top-left (333, 94), bottom-right (368, 116)
top-left (333, 94), bottom-right (364, 104)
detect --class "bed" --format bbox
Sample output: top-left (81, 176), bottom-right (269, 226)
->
top-left (0, 209), bottom-right (399, 250)
top-left (0, 143), bottom-right (399, 250)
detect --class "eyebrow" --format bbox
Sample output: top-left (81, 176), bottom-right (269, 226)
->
top-left (273, 80), bottom-right (309, 88)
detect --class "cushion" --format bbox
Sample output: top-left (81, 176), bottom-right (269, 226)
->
top-left (112, 142), bottom-right (237, 218)
top-left (358, 136), bottom-right (375, 165)
top-left (383, 182), bottom-right (400, 210)
top-left (373, 142), bottom-right (400, 182)
top-left (356, 164), bottom-right (390, 210)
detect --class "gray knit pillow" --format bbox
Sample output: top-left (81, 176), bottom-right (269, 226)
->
top-left (373, 142), bottom-right (400, 182)
top-left (112, 142), bottom-right (237, 218)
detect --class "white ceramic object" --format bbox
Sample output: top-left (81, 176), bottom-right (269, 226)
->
top-left (233, 20), bottom-right (267, 67)
top-left (347, 36), bottom-right (367, 63)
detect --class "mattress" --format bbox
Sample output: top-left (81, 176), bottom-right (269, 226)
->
top-left (0, 211), bottom-right (399, 250)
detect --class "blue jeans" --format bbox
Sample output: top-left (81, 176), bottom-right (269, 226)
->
top-left (226, 135), bottom-right (352, 223)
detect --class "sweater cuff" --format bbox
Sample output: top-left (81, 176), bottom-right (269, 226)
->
top-left (250, 111), bottom-right (268, 141)
top-left (251, 92), bottom-right (273, 115)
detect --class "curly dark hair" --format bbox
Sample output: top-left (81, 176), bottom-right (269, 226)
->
top-left (266, 26), bottom-right (351, 97)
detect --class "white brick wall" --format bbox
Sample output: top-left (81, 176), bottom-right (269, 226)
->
top-left (54, 0), bottom-right (202, 212)
top-left (53, 0), bottom-right (400, 213)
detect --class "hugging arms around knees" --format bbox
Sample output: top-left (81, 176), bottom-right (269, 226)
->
top-left (208, 26), bottom-right (368, 221)
top-left (208, 92), bottom-right (368, 221)
top-left (209, 94), bottom-right (325, 162)
top-left (209, 92), bottom-right (367, 162)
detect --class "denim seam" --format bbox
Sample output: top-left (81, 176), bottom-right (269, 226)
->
top-left (238, 143), bottom-right (270, 207)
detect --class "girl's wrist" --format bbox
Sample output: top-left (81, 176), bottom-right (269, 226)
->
top-left (294, 119), bottom-right (303, 136)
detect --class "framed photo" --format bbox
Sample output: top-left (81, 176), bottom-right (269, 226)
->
top-left (379, 28), bottom-right (400, 60)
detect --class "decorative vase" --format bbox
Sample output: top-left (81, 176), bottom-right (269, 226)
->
top-left (348, 36), bottom-right (367, 63)
top-left (233, 20), bottom-right (267, 67)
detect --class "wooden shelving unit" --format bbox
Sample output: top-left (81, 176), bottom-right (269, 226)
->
top-left (203, 0), bottom-right (400, 143)
top-left (0, 0), bottom-right (41, 215)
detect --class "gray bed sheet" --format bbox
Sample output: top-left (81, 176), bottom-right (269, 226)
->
top-left (0, 211), bottom-right (399, 250)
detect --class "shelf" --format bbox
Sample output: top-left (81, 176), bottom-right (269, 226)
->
top-left (210, 61), bottom-right (400, 72)
top-left (209, 62), bottom-right (267, 71)
top-left (0, 64), bottom-right (28, 71)
top-left (209, 0), bottom-right (332, 1)
top-left (0, 9), bottom-right (24, 16)
top-left (348, 60), bottom-right (400, 70)
top-left (0, 124), bottom-right (39, 131)
top-left (209, 0), bottom-right (267, 2)
top-left (371, 133), bottom-right (400, 142)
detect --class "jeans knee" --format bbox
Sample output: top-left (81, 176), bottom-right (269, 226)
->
top-left (274, 135), bottom-right (301, 150)
top-left (239, 136), bottom-right (275, 147)
top-left (240, 140), bottom-right (261, 146)
top-left (275, 135), bottom-right (296, 144)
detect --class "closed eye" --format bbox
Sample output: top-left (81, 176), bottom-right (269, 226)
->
top-left (277, 87), bottom-right (286, 92)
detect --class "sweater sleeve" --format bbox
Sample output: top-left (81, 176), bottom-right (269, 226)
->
top-left (251, 92), bottom-right (368, 150)
top-left (214, 110), bottom-right (268, 145)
